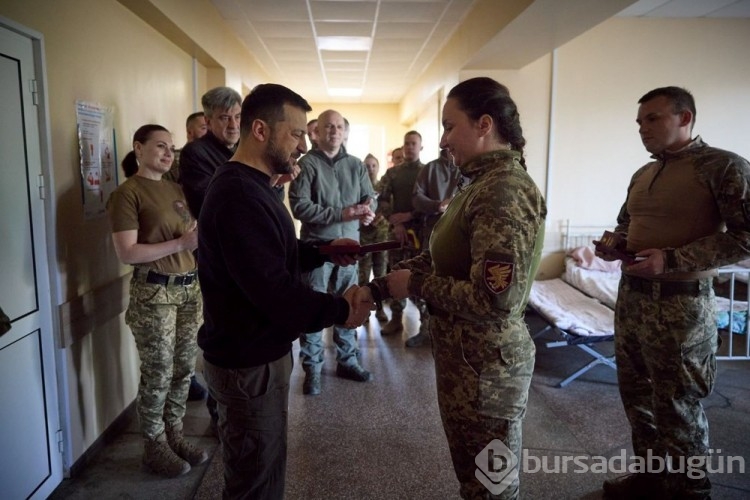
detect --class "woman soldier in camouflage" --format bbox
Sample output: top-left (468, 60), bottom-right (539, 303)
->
top-left (362, 77), bottom-right (547, 499)
top-left (107, 124), bottom-right (207, 478)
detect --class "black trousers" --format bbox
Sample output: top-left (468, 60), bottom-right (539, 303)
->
top-left (204, 353), bottom-right (292, 500)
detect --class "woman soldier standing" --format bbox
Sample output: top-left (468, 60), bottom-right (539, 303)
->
top-left (107, 124), bottom-right (207, 477)
top-left (362, 77), bottom-right (546, 499)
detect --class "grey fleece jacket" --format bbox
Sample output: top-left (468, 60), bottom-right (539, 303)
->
top-left (289, 146), bottom-right (378, 242)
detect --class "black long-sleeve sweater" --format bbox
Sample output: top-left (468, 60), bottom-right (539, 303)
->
top-left (197, 161), bottom-right (349, 368)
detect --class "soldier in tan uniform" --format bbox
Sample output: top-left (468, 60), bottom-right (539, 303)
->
top-left (361, 77), bottom-right (546, 499)
top-left (107, 124), bottom-right (207, 478)
top-left (599, 87), bottom-right (750, 500)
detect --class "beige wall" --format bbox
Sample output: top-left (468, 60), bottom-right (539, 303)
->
top-left (0, 0), bottom-right (269, 465)
top-left (309, 102), bottom-right (408, 174)
top-left (416, 17), bottom-right (750, 278)
top-left (551, 17), bottom-right (750, 233)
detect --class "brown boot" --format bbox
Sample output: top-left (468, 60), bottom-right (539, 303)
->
top-left (143, 433), bottom-right (190, 477)
top-left (166, 424), bottom-right (208, 466)
top-left (381, 312), bottom-right (403, 335)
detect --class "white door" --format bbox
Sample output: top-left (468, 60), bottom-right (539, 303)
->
top-left (0, 22), bottom-right (62, 499)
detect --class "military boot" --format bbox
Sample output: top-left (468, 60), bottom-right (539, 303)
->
top-left (143, 432), bottom-right (191, 477)
top-left (405, 322), bottom-right (430, 347)
top-left (166, 424), bottom-right (208, 466)
top-left (381, 312), bottom-right (403, 335)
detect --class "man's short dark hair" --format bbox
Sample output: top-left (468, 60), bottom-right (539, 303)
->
top-left (639, 86), bottom-right (696, 125)
top-left (185, 111), bottom-right (204, 128)
top-left (240, 84), bottom-right (312, 138)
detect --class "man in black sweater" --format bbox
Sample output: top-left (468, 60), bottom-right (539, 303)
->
top-left (198, 83), bottom-right (368, 499)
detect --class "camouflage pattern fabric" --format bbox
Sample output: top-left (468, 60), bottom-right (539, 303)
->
top-left (358, 216), bottom-right (389, 285)
top-left (615, 276), bottom-right (717, 494)
top-left (432, 315), bottom-right (534, 499)
top-left (126, 277), bottom-right (202, 439)
top-left (393, 150), bottom-right (547, 499)
top-left (612, 137), bottom-right (750, 496)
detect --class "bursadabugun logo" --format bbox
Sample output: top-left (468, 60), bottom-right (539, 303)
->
top-left (475, 439), bottom-right (519, 495)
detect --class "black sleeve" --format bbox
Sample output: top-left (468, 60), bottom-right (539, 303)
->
top-left (179, 144), bottom-right (215, 218)
top-left (298, 240), bottom-right (329, 273)
top-left (212, 192), bottom-right (347, 338)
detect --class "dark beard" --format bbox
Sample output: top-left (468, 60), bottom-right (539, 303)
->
top-left (265, 136), bottom-right (293, 175)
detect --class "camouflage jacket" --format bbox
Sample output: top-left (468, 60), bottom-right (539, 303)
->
top-left (615, 136), bottom-right (750, 272)
top-left (394, 150), bottom-right (547, 323)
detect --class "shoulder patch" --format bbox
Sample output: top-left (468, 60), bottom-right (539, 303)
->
top-left (484, 260), bottom-right (513, 295)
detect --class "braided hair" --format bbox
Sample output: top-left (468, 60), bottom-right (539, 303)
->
top-left (447, 77), bottom-right (527, 169)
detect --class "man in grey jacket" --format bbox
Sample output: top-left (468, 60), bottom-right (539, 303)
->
top-left (289, 110), bottom-right (378, 395)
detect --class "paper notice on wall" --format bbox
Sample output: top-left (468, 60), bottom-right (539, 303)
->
top-left (76, 101), bottom-right (117, 220)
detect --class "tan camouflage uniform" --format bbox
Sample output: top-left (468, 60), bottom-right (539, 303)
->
top-left (107, 175), bottom-right (202, 441)
top-left (375, 150), bottom-right (546, 499)
top-left (613, 136), bottom-right (750, 496)
top-left (126, 278), bottom-right (202, 439)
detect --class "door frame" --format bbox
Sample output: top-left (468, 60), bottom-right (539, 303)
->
top-left (1, 14), bottom-right (66, 493)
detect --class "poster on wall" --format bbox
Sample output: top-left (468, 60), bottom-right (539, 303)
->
top-left (76, 100), bottom-right (117, 220)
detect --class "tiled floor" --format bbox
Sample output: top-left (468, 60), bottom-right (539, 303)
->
top-left (49, 303), bottom-right (750, 499)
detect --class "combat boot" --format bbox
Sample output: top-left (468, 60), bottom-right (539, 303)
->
top-left (405, 322), bottom-right (430, 347)
top-left (143, 432), bottom-right (190, 477)
top-left (381, 312), bottom-right (403, 335)
top-left (166, 423), bottom-right (208, 466)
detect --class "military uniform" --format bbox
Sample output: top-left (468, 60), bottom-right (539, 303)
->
top-left (374, 150), bottom-right (546, 499)
top-left (378, 160), bottom-right (429, 322)
top-left (358, 177), bottom-right (389, 285)
top-left (108, 176), bottom-right (201, 440)
top-left (613, 136), bottom-right (750, 496)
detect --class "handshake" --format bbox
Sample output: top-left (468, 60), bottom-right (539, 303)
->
top-left (341, 285), bottom-right (377, 328)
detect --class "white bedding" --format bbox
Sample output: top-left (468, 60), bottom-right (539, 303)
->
top-left (530, 246), bottom-right (750, 339)
top-left (529, 278), bottom-right (614, 337)
top-left (562, 256), bottom-right (620, 309)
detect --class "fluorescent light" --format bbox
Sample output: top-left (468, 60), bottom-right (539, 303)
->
top-left (328, 88), bottom-right (363, 97)
top-left (317, 36), bottom-right (372, 52)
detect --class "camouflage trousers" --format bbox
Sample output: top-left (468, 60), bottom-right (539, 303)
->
top-left (126, 277), bottom-right (202, 440)
top-left (431, 314), bottom-right (535, 500)
top-left (614, 276), bottom-right (717, 493)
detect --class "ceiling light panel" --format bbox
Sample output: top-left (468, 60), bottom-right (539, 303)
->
top-left (315, 21), bottom-right (373, 37)
top-left (320, 49), bottom-right (369, 62)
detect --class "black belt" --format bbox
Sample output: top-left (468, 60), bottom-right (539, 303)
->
top-left (134, 267), bottom-right (197, 287)
top-left (622, 274), bottom-right (711, 298)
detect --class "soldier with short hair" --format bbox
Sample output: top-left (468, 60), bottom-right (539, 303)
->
top-left (599, 86), bottom-right (750, 500)
top-left (378, 130), bottom-right (429, 345)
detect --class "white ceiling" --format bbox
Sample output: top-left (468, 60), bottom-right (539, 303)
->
top-left (209, 0), bottom-right (750, 104)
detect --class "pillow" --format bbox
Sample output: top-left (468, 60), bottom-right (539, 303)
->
top-left (568, 246), bottom-right (621, 272)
